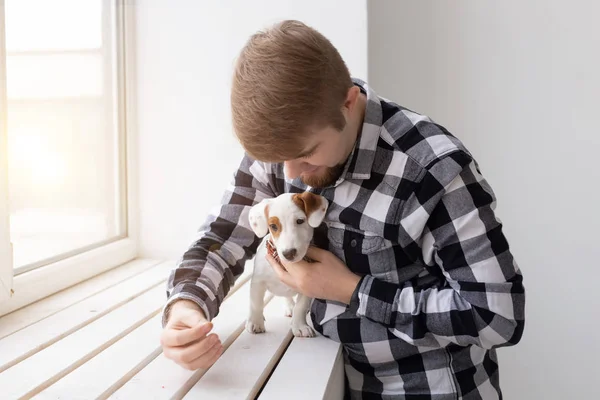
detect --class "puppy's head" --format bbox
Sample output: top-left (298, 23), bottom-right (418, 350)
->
top-left (249, 192), bottom-right (328, 263)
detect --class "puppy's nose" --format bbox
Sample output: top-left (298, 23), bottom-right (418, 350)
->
top-left (282, 248), bottom-right (297, 261)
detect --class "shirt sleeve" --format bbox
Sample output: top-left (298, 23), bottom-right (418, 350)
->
top-left (161, 154), bottom-right (276, 326)
top-left (348, 150), bottom-right (525, 349)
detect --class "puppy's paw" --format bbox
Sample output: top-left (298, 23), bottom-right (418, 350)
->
top-left (284, 305), bottom-right (293, 318)
top-left (292, 324), bottom-right (316, 338)
top-left (284, 297), bottom-right (295, 317)
top-left (246, 319), bottom-right (266, 334)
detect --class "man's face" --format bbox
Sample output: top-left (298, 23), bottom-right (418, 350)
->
top-left (283, 124), bottom-right (354, 188)
top-left (281, 86), bottom-right (366, 188)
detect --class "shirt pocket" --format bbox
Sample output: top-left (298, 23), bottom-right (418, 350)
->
top-left (326, 223), bottom-right (396, 279)
top-left (326, 222), bottom-right (426, 284)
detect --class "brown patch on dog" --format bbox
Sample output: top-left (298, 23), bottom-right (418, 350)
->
top-left (268, 216), bottom-right (282, 238)
top-left (292, 192), bottom-right (322, 218)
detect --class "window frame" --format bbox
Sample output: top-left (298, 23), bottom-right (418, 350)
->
top-left (0, 0), bottom-right (139, 316)
top-left (0, 0), bottom-right (13, 304)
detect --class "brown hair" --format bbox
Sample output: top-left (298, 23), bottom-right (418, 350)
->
top-left (231, 20), bottom-right (353, 162)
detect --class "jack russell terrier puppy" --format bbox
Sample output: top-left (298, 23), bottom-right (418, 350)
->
top-left (246, 192), bottom-right (328, 338)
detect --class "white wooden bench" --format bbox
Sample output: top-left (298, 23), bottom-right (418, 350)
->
top-left (0, 260), bottom-right (345, 399)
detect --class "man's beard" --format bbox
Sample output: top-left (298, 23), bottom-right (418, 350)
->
top-left (300, 162), bottom-right (345, 188)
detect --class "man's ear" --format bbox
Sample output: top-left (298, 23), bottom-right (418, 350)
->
top-left (292, 192), bottom-right (328, 228)
top-left (343, 85), bottom-right (360, 115)
top-left (249, 198), bottom-right (272, 237)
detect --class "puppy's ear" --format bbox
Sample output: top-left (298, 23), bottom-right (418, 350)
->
top-left (249, 198), bottom-right (272, 237)
top-left (292, 192), bottom-right (328, 228)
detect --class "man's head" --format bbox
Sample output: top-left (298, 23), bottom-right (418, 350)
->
top-left (231, 20), bottom-right (366, 188)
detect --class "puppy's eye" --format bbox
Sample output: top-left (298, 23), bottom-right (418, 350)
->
top-left (296, 218), bottom-right (305, 225)
top-left (269, 224), bottom-right (278, 231)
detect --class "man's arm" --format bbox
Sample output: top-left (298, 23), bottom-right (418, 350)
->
top-left (162, 154), bottom-right (276, 326)
top-left (348, 151), bottom-right (525, 349)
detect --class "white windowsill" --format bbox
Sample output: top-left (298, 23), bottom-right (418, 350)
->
top-left (0, 237), bottom-right (137, 317)
top-left (0, 258), bottom-right (345, 399)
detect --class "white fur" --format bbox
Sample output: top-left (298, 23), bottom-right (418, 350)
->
top-left (246, 193), bottom-right (328, 337)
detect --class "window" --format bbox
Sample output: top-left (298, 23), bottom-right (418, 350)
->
top-left (0, 0), bottom-right (137, 313)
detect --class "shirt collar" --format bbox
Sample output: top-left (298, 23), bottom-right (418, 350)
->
top-left (333, 78), bottom-right (383, 186)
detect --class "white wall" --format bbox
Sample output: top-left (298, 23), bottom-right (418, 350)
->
top-left (135, 0), bottom-right (367, 259)
top-left (368, 1), bottom-right (600, 399)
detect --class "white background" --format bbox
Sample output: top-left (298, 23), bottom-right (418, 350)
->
top-left (368, 1), bottom-right (599, 399)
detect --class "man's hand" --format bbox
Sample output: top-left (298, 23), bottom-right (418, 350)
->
top-left (267, 246), bottom-right (361, 304)
top-left (160, 299), bottom-right (223, 370)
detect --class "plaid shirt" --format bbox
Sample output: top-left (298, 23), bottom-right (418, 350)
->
top-left (164, 78), bottom-right (525, 399)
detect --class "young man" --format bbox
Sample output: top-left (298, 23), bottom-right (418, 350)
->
top-left (160, 20), bottom-right (525, 399)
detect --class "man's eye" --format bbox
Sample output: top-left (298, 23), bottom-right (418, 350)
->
top-left (296, 219), bottom-right (305, 225)
top-left (269, 224), bottom-right (278, 231)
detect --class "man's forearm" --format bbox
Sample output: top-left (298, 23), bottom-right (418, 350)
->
top-left (164, 155), bottom-right (276, 326)
top-left (347, 274), bottom-right (524, 349)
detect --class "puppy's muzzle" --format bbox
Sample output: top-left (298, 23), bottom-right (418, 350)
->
top-left (266, 238), bottom-right (314, 268)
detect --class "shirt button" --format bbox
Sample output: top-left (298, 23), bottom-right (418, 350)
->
top-left (350, 239), bottom-right (357, 248)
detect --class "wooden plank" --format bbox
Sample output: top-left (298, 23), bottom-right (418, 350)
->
top-left (258, 333), bottom-right (345, 400)
top-left (183, 296), bottom-right (294, 400)
top-left (32, 314), bottom-right (163, 400)
top-left (0, 261), bottom-right (172, 373)
top-left (110, 272), bottom-right (256, 400)
top-left (0, 285), bottom-right (164, 399)
top-left (0, 258), bottom-right (161, 339)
